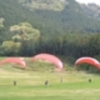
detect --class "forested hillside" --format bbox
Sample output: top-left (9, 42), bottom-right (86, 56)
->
top-left (0, 0), bottom-right (100, 61)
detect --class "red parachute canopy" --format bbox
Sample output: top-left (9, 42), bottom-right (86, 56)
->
top-left (75, 57), bottom-right (100, 69)
top-left (31, 53), bottom-right (63, 71)
top-left (0, 57), bottom-right (26, 68)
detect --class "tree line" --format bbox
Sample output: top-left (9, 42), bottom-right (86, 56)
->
top-left (1, 32), bottom-right (100, 59)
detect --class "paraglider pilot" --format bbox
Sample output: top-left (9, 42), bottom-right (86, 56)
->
top-left (60, 77), bottom-right (63, 83)
top-left (13, 80), bottom-right (17, 86)
top-left (45, 80), bottom-right (49, 86)
top-left (88, 78), bottom-right (92, 83)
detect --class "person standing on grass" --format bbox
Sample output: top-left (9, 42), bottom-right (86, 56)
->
top-left (45, 80), bottom-right (49, 86)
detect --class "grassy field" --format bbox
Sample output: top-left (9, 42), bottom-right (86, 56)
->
top-left (0, 59), bottom-right (100, 100)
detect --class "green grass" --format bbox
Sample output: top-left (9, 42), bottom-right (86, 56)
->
top-left (0, 58), bottom-right (100, 100)
top-left (0, 70), bottom-right (100, 100)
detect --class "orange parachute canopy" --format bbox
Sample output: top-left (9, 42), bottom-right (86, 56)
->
top-left (31, 53), bottom-right (63, 71)
top-left (0, 57), bottom-right (26, 68)
top-left (75, 57), bottom-right (100, 69)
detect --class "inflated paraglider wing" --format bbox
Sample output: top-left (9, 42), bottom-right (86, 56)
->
top-left (75, 57), bottom-right (100, 69)
top-left (0, 57), bottom-right (26, 68)
top-left (31, 53), bottom-right (63, 71)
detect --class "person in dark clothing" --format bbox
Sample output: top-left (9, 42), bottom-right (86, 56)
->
top-left (45, 80), bottom-right (49, 86)
top-left (88, 78), bottom-right (92, 83)
top-left (13, 80), bottom-right (17, 86)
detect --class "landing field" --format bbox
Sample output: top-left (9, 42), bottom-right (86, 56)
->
top-left (0, 66), bottom-right (100, 100)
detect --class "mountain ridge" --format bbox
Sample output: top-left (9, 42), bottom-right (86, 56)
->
top-left (0, 0), bottom-right (100, 36)
top-left (80, 3), bottom-right (100, 20)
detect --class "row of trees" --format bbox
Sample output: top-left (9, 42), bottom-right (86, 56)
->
top-left (0, 21), bottom-right (100, 60)
top-left (1, 29), bottom-right (100, 59)
top-left (1, 21), bottom-right (100, 73)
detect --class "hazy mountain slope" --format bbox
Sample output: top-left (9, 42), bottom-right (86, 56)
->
top-left (0, 0), bottom-right (100, 36)
top-left (81, 3), bottom-right (100, 20)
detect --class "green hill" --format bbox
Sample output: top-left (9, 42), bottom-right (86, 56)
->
top-left (1, 0), bottom-right (100, 57)
top-left (1, 0), bottom-right (100, 36)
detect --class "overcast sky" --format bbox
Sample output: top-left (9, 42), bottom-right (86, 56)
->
top-left (75, 0), bottom-right (100, 6)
